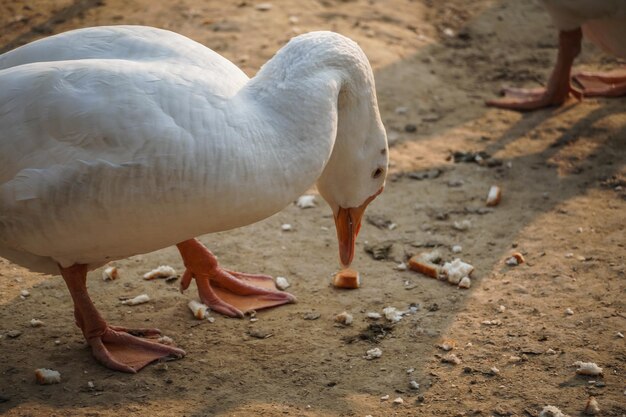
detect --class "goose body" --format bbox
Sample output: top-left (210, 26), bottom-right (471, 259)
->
top-left (541, 0), bottom-right (626, 58)
top-left (0, 26), bottom-right (384, 274)
top-left (487, 0), bottom-right (626, 110)
top-left (0, 26), bottom-right (387, 371)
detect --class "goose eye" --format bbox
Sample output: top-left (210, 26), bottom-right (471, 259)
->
top-left (372, 167), bottom-right (384, 179)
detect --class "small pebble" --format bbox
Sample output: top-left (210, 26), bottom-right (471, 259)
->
top-left (452, 245), bottom-right (462, 253)
top-left (281, 223), bottom-right (292, 232)
top-left (453, 220), bottom-right (471, 231)
top-left (498, 305), bottom-right (506, 313)
top-left (442, 353), bottom-right (461, 365)
top-left (366, 312), bottom-right (382, 319)
top-left (87, 381), bottom-right (95, 388)
top-left (393, 397), bottom-right (404, 405)
top-left (30, 319), bottom-right (44, 327)
top-left (20, 289), bottom-right (30, 297)
top-left (395, 262), bottom-right (407, 271)
top-left (409, 380), bottom-right (420, 390)
top-left (565, 308), bottom-right (574, 315)
top-left (616, 332), bottom-right (624, 338)
top-left (490, 366), bottom-right (500, 375)
top-left (380, 394), bottom-right (390, 401)
top-left (255, 2), bottom-right (272, 11)
top-left (7, 330), bottom-right (22, 338)
top-left (539, 405), bottom-right (568, 417)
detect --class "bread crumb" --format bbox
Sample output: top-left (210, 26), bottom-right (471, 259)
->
top-left (383, 306), bottom-right (403, 323)
top-left (35, 368), bottom-right (61, 385)
top-left (539, 405), bottom-right (569, 417)
top-left (333, 269), bottom-right (360, 289)
top-left (584, 397), bottom-right (600, 415)
top-left (143, 265), bottom-right (176, 280)
top-left (392, 397), bottom-right (404, 405)
top-left (296, 195), bottom-right (316, 208)
top-left (121, 294), bottom-right (150, 306)
top-left (188, 300), bottom-right (210, 320)
top-left (486, 185), bottom-right (502, 206)
top-left (442, 353), bottom-right (461, 365)
top-left (364, 347), bottom-right (382, 360)
top-left (30, 319), bottom-right (44, 327)
top-left (458, 276), bottom-right (471, 289)
top-left (441, 258), bottom-right (474, 285)
top-left (574, 361), bottom-right (602, 376)
top-left (102, 266), bottom-right (119, 281)
top-left (334, 311), bottom-right (353, 326)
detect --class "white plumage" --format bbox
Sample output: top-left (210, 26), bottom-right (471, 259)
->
top-left (541, 0), bottom-right (626, 57)
top-left (0, 26), bottom-right (388, 274)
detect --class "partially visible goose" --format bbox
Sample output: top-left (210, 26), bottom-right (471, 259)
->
top-left (487, 0), bottom-right (626, 110)
top-left (0, 26), bottom-right (388, 372)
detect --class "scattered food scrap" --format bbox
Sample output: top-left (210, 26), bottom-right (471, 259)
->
top-left (382, 306), bottom-right (403, 323)
top-left (121, 294), bottom-right (150, 306)
top-left (453, 219), bottom-right (471, 231)
top-left (565, 308), bottom-right (574, 315)
top-left (364, 347), bottom-right (382, 360)
top-left (574, 361), bottom-right (603, 376)
top-left (366, 312), bottom-right (382, 319)
top-left (539, 406), bottom-right (569, 417)
top-left (584, 397), bottom-right (600, 415)
top-left (333, 269), bottom-right (360, 289)
top-left (158, 335), bottom-right (174, 345)
top-left (486, 185), bottom-right (502, 206)
top-left (281, 223), bottom-right (292, 231)
top-left (441, 353), bottom-right (461, 365)
top-left (458, 276), bottom-right (471, 289)
top-left (408, 250), bottom-right (442, 279)
top-left (35, 368), bottom-right (61, 385)
top-left (295, 195), bottom-right (316, 208)
top-left (505, 252), bottom-right (525, 266)
top-left (334, 311), bottom-right (353, 326)
top-left (392, 397), bottom-right (404, 405)
top-left (438, 339), bottom-right (456, 351)
top-left (143, 265), bottom-right (176, 280)
top-left (102, 266), bottom-right (119, 281)
top-left (188, 300), bottom-right (210, 320)
top-left (441, 258), bottom-right (474, 285)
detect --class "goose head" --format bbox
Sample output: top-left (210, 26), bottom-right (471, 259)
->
top-left (316, 87), bottom-right (388, 268)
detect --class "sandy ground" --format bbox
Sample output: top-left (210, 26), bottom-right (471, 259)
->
top-left (1, 0), bottom-right (625, 416)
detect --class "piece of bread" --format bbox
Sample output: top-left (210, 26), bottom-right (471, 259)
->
top-left (333, 269), bottom-right (360, 289)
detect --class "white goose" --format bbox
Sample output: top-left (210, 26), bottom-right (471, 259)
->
top-left (0, 26), bottom-right (388, 372)
top-left (487, 0), bottom-right (626, 110)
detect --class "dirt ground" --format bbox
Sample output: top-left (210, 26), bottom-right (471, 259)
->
top-left (1, 0), bottom-right (625, 416)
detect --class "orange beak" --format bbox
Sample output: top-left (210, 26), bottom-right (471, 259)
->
top-left (333, 187), bottom-right (384, 267)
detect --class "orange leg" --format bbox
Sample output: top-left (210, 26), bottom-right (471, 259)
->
top-left (177, 239), bottom-right (296, 318)
top-left (60, 264), bottom-right (185, 373)
top-left (573, 68), bottom-right (626, 97)
top-left (486, 28), bottom-right (582, 111)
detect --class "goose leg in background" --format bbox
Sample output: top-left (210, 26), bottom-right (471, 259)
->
top-left (177, 238), bottom-right (296, 318)
top-left (486, 28), bottom-right (582, 111)
top-left (60, 264), bottom-right (186, 373)
top-left (573, 68), bottom-right (626, 97)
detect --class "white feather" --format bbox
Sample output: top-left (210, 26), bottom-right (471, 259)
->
top-left (0, 26), bottom-right (388, 274)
